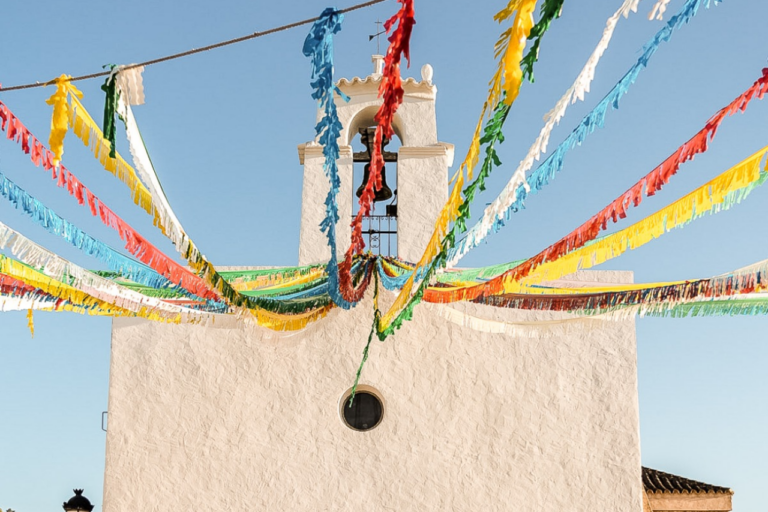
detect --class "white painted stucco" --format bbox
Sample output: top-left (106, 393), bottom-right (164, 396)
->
top-left (104, 270), bottom-right (642, 512)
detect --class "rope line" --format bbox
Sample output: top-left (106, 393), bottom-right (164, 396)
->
top-left (0, 0), bottom-right (387, 92)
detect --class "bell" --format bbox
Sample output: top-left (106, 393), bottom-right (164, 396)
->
top-left (356, 163), bottom-right (393, 202)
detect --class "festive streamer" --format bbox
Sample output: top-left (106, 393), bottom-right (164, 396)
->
top-left (346, 0), bottom-right (414, 259)
top-left (377, 0), bottom-right (574, 337)
top-left (114, 65), bottom-right (146, 105)
top-left (0, 254), bottom-right (137, 318)
top-left (0, 221), bottom-right (197, 321)
top-left (302, 7), bottom-right (357, 309)
top-left (520, 0), bottom-right (564, 84)
top-left (101, 66), bottom-right (120, 159)
top-left (68, 93), bottom-right (162, 223)
top-left (466, 67), bottom-right (768, 290)
top-left (0, 169), bottom-right (218, 301)
top-left (431, 295), bottom-right (768, 338)
top-left (349, 266), bottom-right (382, 405)
top-left (5, 96), bottom-right (323, 325)
top-left (444, 0), bottom-right (641, 268)
top-left (649, 0), bottom-right (673, 20)
top-left (479, 256), bottom-right (768, 313)
top-left (97, 84), bottom-right (319, 323)
top-left (219, 264), bottom-right (325, 288)
top-left (424, 145), bottom-right (768, 302)
top-left (449, 0), bottom-right (723, 267)
top-left (45, 75), bottom-right (81, 165)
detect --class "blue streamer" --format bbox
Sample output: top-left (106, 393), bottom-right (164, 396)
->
top-left (303, 7), bottom-right (358, 309)
top-left (377, 259), bottom-right (431, 291)
top-left (0, 172), bottom-right (226, 311)
top-left (449, 0), bottom-right (721, 263)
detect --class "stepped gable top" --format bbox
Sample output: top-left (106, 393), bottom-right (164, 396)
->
top-left (642, 467), bottom-right (733, 495)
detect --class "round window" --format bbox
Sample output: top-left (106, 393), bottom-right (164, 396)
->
top-left (340, 388), bottom-right (384, 431)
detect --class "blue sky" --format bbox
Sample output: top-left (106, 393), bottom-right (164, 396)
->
top-left (1, 0), bottom-right (766, 509)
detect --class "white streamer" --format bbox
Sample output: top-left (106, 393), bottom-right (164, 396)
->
top-left (115, 66), bottom-right (146, 105)
top-left (0, 221), bottom-right (209, 320)
top-left (117, 97), bottom-right (196, 260)
top-left (648, 0), bottom-right (673, 20)
top-left (447, 0), bottom-right (643, 268)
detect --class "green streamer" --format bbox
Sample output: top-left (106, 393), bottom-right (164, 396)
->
top-left (521, 0), bottom-right (565, 83)
top-left (349, 269), bottom-right (381, 407)
top-left (101, 64), bottom-right (120, 159)
top-left (378, 100), bottom-right (512, 340)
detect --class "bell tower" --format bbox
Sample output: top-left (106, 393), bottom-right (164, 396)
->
top-left (298, 56), bottom-right (454, 264)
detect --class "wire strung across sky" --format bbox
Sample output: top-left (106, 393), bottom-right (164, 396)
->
top-left (0, 0), bottom-right (387, 93)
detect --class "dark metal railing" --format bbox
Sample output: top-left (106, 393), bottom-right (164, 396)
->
top-left (356, 215), bottom-right (397, 257)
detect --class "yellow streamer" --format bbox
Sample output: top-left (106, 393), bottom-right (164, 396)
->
top-left (0, 255), bottom-right (174, 322)
top-left (68, 94), bottom-right (162, 227)
top-left (379, 0), bottom-right (537, 331)
top-left (45, 75), bottom-right (82, 166)
top-left (231, 268), bottom-right (326, 292)
top-left (506, 147), bottom-right (768, 293)
top-left (64, 94), bottom-right (323, 330)
top-left (26, 308), bottom-right (34, 337)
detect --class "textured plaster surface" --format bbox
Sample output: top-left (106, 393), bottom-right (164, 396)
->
top-left (397, 149), bottom-right (449, 262)
top-left (298, 146), bottom-right (353, 265)
top-left (104, 270), bottom-right (642, 511)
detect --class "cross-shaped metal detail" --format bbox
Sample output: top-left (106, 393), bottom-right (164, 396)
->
top-left (368, 19), bottom-right (386, 54)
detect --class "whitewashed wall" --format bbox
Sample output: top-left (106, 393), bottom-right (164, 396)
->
top-left (104, 270), bottom-right (642, 511)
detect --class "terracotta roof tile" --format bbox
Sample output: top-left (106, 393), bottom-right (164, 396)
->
top-left (642, 467), bottom-right (733, 495)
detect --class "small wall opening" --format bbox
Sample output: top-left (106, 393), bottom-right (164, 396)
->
top-left (339, 385), bottom-right (385, 432)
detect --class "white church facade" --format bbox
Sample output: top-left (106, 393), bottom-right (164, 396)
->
top-left (103, 58), bottom-right (645, 511)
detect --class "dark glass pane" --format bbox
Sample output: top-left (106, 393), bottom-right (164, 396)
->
top-left (343, 392), bottom-right (383, 431)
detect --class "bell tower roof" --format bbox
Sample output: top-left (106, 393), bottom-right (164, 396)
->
top-left (335, 56), bottom-right (436, 101)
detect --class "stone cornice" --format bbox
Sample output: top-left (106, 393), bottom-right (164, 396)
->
top-left (298, 143), bottom-right (352, 165)
top-left (336, 75), bottom-right (436, 100)
top-left (399, 143), bottom-right (455, 166)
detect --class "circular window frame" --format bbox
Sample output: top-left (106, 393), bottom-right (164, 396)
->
top-left (338, 384), bottom-right (385, 432)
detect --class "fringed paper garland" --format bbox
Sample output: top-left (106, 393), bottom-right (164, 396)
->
top-left (114, 65), bottom-right (146, 106)
top-left (19, 91), bottom-right (326, 326)
top-left (77, 80), bottom-right (315, 324)
top-left (479, 257), bottom-right (767, 313)
top-left (0, 221), bottom-right (198, 321)
top-left (449, 0), bottom-right (724, 267)
top-left (219, 264), bottom-right (325, 289)
top-left (347, 0), bottom-right (414, 258)
top-left (445, 0), bottom-right (641, 268)
top-left (424, 145), bottom-right (768, 303)
top-left (0, 169), bottom-right (218, 301)
top-left (302, 8), bottom-right (359, 309)
top-left (0, 254), bottom-right (139, 318)
top-left (45, 75), bottom-right (81, 165)
top-left (377, 0), bottom-right (571, 338)
top-left (466, 67), bottom-right (768, 291)
top-left (101, 66), bottom-right (120, 159)
top-left (648, 0), bottom-right (673, 20)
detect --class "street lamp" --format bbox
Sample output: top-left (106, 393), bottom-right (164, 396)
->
top-left (62, 489), bottom-right (94, 512)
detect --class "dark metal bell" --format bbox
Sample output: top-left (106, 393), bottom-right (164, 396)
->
top-left (356, 164), bottom-right (393, 202)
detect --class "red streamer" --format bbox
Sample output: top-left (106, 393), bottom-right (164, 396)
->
top-left (338, 0), bottom-right (414, 302)
top-left (424, 67), bottom-right (768, 304)
top-left (0, 101), bottom-right (220, 302)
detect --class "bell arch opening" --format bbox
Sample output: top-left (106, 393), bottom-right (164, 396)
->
top-left (345, 105), bottom-right (406, 147)
top-left (350, 120), bottom-right (401, 258)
